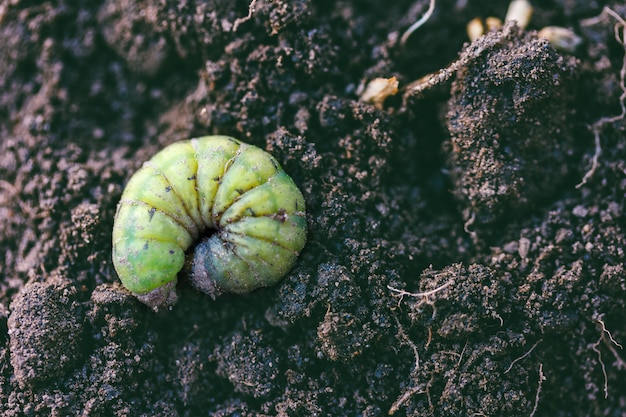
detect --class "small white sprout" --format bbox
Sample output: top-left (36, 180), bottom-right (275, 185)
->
top-left (467, 16), bottom-right (503, 41)
top-left (505, 0), bottom-right (533, 30)
top-left (359, 77), bottom-right (399, 108)
top-left (467, 17), bottom-right (485, 41)
top-left (485, 16), bottom-right (503, 32)
top-left (538, 26), bottom-right (583, 53)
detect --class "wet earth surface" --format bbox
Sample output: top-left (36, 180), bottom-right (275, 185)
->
top-left (1, 0), bottom-right (626, 415)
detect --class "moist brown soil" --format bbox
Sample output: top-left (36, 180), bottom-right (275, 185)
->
top-left (1, 1), bottom-right (626, 416)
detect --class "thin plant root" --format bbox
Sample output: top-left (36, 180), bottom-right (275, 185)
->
top-left (400, 0), bottom-right (436, 46)
top-left (504, 339), bottom-right (543, 374)
top-left (577, 7), bottom-right (626, 188)
top-left (591, 314), bottom-right (626, 398)
top-left (387, 279), bottom-right (452, 299)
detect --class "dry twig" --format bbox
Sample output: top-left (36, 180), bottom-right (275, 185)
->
top-left (232, 0), bottom-right (257, 32)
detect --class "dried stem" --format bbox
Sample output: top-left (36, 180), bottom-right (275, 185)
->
top-left (388, 386), bottom-right (426, 415)
top-left (591, 314), bottom-right (625, 398)
top-left (232, 0), bottom-right (257, 32)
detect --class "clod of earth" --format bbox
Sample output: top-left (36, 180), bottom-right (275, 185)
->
top-left (445, 24), bottom-right (578, 228)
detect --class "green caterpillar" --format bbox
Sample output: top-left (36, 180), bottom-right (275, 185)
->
top-left (112, 136), bottom-right (307, 310)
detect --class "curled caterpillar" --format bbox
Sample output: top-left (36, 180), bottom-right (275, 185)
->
top-left (112, 136), bottom-right (307, 310)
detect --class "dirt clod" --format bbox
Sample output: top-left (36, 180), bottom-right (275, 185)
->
top-left (446, 24), bottom-right (578, 228)
top-left (8, 278), bottom-right (83, 388)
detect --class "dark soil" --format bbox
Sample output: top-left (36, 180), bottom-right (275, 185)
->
top-left (1, 0), bottom-right (626, 415)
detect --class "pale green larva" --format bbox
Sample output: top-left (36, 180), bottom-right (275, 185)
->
top-left (112, 136), bottom-right (307, 310)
